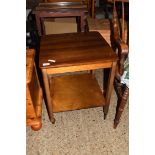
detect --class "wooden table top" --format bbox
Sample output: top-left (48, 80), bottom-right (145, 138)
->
top-left (34, 2), bottom-right (88, 11)
top-left (39, 31), bottom-right (117, 69)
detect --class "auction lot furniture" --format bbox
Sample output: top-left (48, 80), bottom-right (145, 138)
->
top-left (87, 16), bottom-right (127, 46)
top-left (110, 0), bottom-right (129, 128)
top-left (33, 2), bottom-right (88, 36)
top-left (39, 31), bottom-right (117, 123)
top-left (26, 49), bottom-right (43, 130)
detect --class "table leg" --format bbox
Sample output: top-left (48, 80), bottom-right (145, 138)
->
top-left (76, 17), bottom-right (81, 32)
top-left (80, 13), bottom-right (85, 32)
top-left (41, 18), bottom-right (46, 36)
top-left (42, 69), bottom-right (55, 124)
top-left (35, 14), bottom-right (42, 36)
top-left (103, 68), bottom-right (110, 95)
top-left (84, 12), bottom-right (89, 32)
top-left (103, 61), bottom-right (117, 119)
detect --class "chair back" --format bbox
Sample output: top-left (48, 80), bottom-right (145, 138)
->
top-left (109, 0), bottom-right (128, 44)
top-left (110, 0), bottom-right (129, 77)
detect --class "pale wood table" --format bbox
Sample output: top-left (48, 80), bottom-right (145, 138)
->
top-left (26, 49), bottom-right (43, 130)
top-left (39, 31), bottom-right (117, 123)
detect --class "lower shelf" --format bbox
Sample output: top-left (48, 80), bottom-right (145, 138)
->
top-left (50, 73), bottom-right (105, 112)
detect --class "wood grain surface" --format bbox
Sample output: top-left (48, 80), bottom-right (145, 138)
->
top-left (50, 73), bottom-right (105, 112)
top-left (39, 31), bottom-right (117, 69)
top-left (26, 49), bottom-right (43, 130)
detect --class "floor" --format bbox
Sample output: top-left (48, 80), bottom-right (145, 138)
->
top-left (26, 69), bottom-right (129, 155)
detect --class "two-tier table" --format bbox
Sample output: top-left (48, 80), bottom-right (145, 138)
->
top-left (39, 31), bottom-right (117, 123)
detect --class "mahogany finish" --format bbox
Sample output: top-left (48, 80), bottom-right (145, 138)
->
top-left (43, 0), bottom-right (91, 17)
top-left (26, 49), bottom-right (43, 131)
top-left (33, 2), bottom-right (88, 36)
top-left (110, 0), bottom-right (129, 128)
top-left (39, 32), bottom-right (117, 69)
top-left (39, 31), bottom-right (117, 123)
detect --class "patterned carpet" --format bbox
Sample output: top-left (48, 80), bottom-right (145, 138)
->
top-left (26, 69), bottom-right (129, 155)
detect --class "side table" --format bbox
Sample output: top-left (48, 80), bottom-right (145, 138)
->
top-left (33, 2), bottom-right (88, 36)
top-left (39, 31), bottom-right (117, 123)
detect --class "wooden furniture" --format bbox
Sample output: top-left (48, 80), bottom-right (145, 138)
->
top-left (44, 0), bottom-right (91, 13)
top-left (87, 16), bottom-right (127, 46)
top-left (110, 0), bottom-right (129, 128)
top-left (91, 0), bottom-right (95, 18)
top-left (88, 17), bottom-right (114, 45)
top-left (33, 2), bottom-right (88, 36)
top-left (39, 31), bottom-right (117, 123)
top-left (43, 0), bottom-right (91, 16)
top-left (26, 49), bottom-right (43, 131)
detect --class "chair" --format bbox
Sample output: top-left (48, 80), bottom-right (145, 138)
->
top-left (110, 0), bottom-right (129, 128)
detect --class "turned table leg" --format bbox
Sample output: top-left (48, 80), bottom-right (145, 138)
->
top-left (42, 69), bottom-right (55, 124)
top-left (114, 86), bottom-right (129, 129)
top-left (103, 62), bottom-right (117, 119)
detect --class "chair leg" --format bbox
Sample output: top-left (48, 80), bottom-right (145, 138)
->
top-left (114, 86), bottom-right (129, 129)
top-left (91, 0), bottom-right (95, 18)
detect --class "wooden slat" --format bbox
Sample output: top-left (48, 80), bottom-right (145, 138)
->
top-left (35, 2), bottom-right (87, 10)
top-left (36, 5), bottom-right (87, 10)
top-left (46, 62), bottom-right (112, 74)
top-left (122, 1), bottom-right (125, 42)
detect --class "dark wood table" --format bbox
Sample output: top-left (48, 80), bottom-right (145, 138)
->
top-left (39, 31), bottom-right (117, 123)
top-left (33, 2), bottom-right (88, 36)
